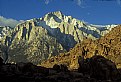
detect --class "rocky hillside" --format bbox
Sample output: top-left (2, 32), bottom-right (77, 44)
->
top-left (0, 11), bottom-right (117, 65)
top-left (41, 25), bottom-right (121, 69)
top-left (0, 26), bottom-right (12, 40)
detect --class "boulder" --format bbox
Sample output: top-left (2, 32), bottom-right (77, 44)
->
top-left (53, 64), bottom-right (69, 72)
top-left (78, 55), bottom-right (120, 80)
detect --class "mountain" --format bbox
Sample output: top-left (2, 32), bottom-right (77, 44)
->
top-left (41, 25), bottom-right (121, 70)
top-left (0, 11), bottom-right (117, 65)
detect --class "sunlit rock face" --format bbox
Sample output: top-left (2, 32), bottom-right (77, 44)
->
top-left (41, 25), bottom-right (121, 70)
top-left (0, 11), bottom-right (117, 65)
top-left (0, 26), bottom-right (12, 40)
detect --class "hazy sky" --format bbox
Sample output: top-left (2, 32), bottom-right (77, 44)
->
top-left (0, 0), bottom-right (121, 25)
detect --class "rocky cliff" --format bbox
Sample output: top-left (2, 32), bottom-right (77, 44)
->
top-left (0, 11), bottom-right (117, 65)
top-left (41, 25), bottom-right (121, 69)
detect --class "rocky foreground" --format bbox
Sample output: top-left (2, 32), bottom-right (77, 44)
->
top-left (0, 55), bottom-right (121, 82)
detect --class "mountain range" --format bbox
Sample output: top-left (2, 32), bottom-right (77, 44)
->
top-left (0, 11), bottom-right (118, 65)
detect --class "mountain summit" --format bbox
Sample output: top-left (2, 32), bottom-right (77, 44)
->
top-left (0, 11), bottom-right (117, 64)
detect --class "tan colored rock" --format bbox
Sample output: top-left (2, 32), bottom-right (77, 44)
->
top-left (41, 25), bottom-right (121, 70)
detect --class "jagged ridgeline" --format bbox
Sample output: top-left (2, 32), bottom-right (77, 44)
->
top-left (0, 11), bottom-right (117, 65)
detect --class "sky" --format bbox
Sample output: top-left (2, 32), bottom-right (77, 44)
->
top-left (0, 0), bottom-right (121, 27)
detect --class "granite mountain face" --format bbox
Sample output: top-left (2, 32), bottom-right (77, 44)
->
top-left (0, 11), bottom-right (117, 64)
top-left (41, 25), bottom-right (121, 70)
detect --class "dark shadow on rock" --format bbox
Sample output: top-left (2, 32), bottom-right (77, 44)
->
top-left (47, 13), bottom-right (62, 23)
top-left (0, 57), bottom-right (3, 66)
top-left (39, 21), bottom-right (77, 51)
top-left (78, 55), bottom-right (121, 81)
top-left (53, 64), bottom-right (69, 72)
top-left (28, 22), bottom-right (32, 40)
top-left (22, 27), bottom-right (27, 40)
top-left (79, 27), bottom-right (101, 38)
top-left (118, 68), bottom-right (121, 75)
